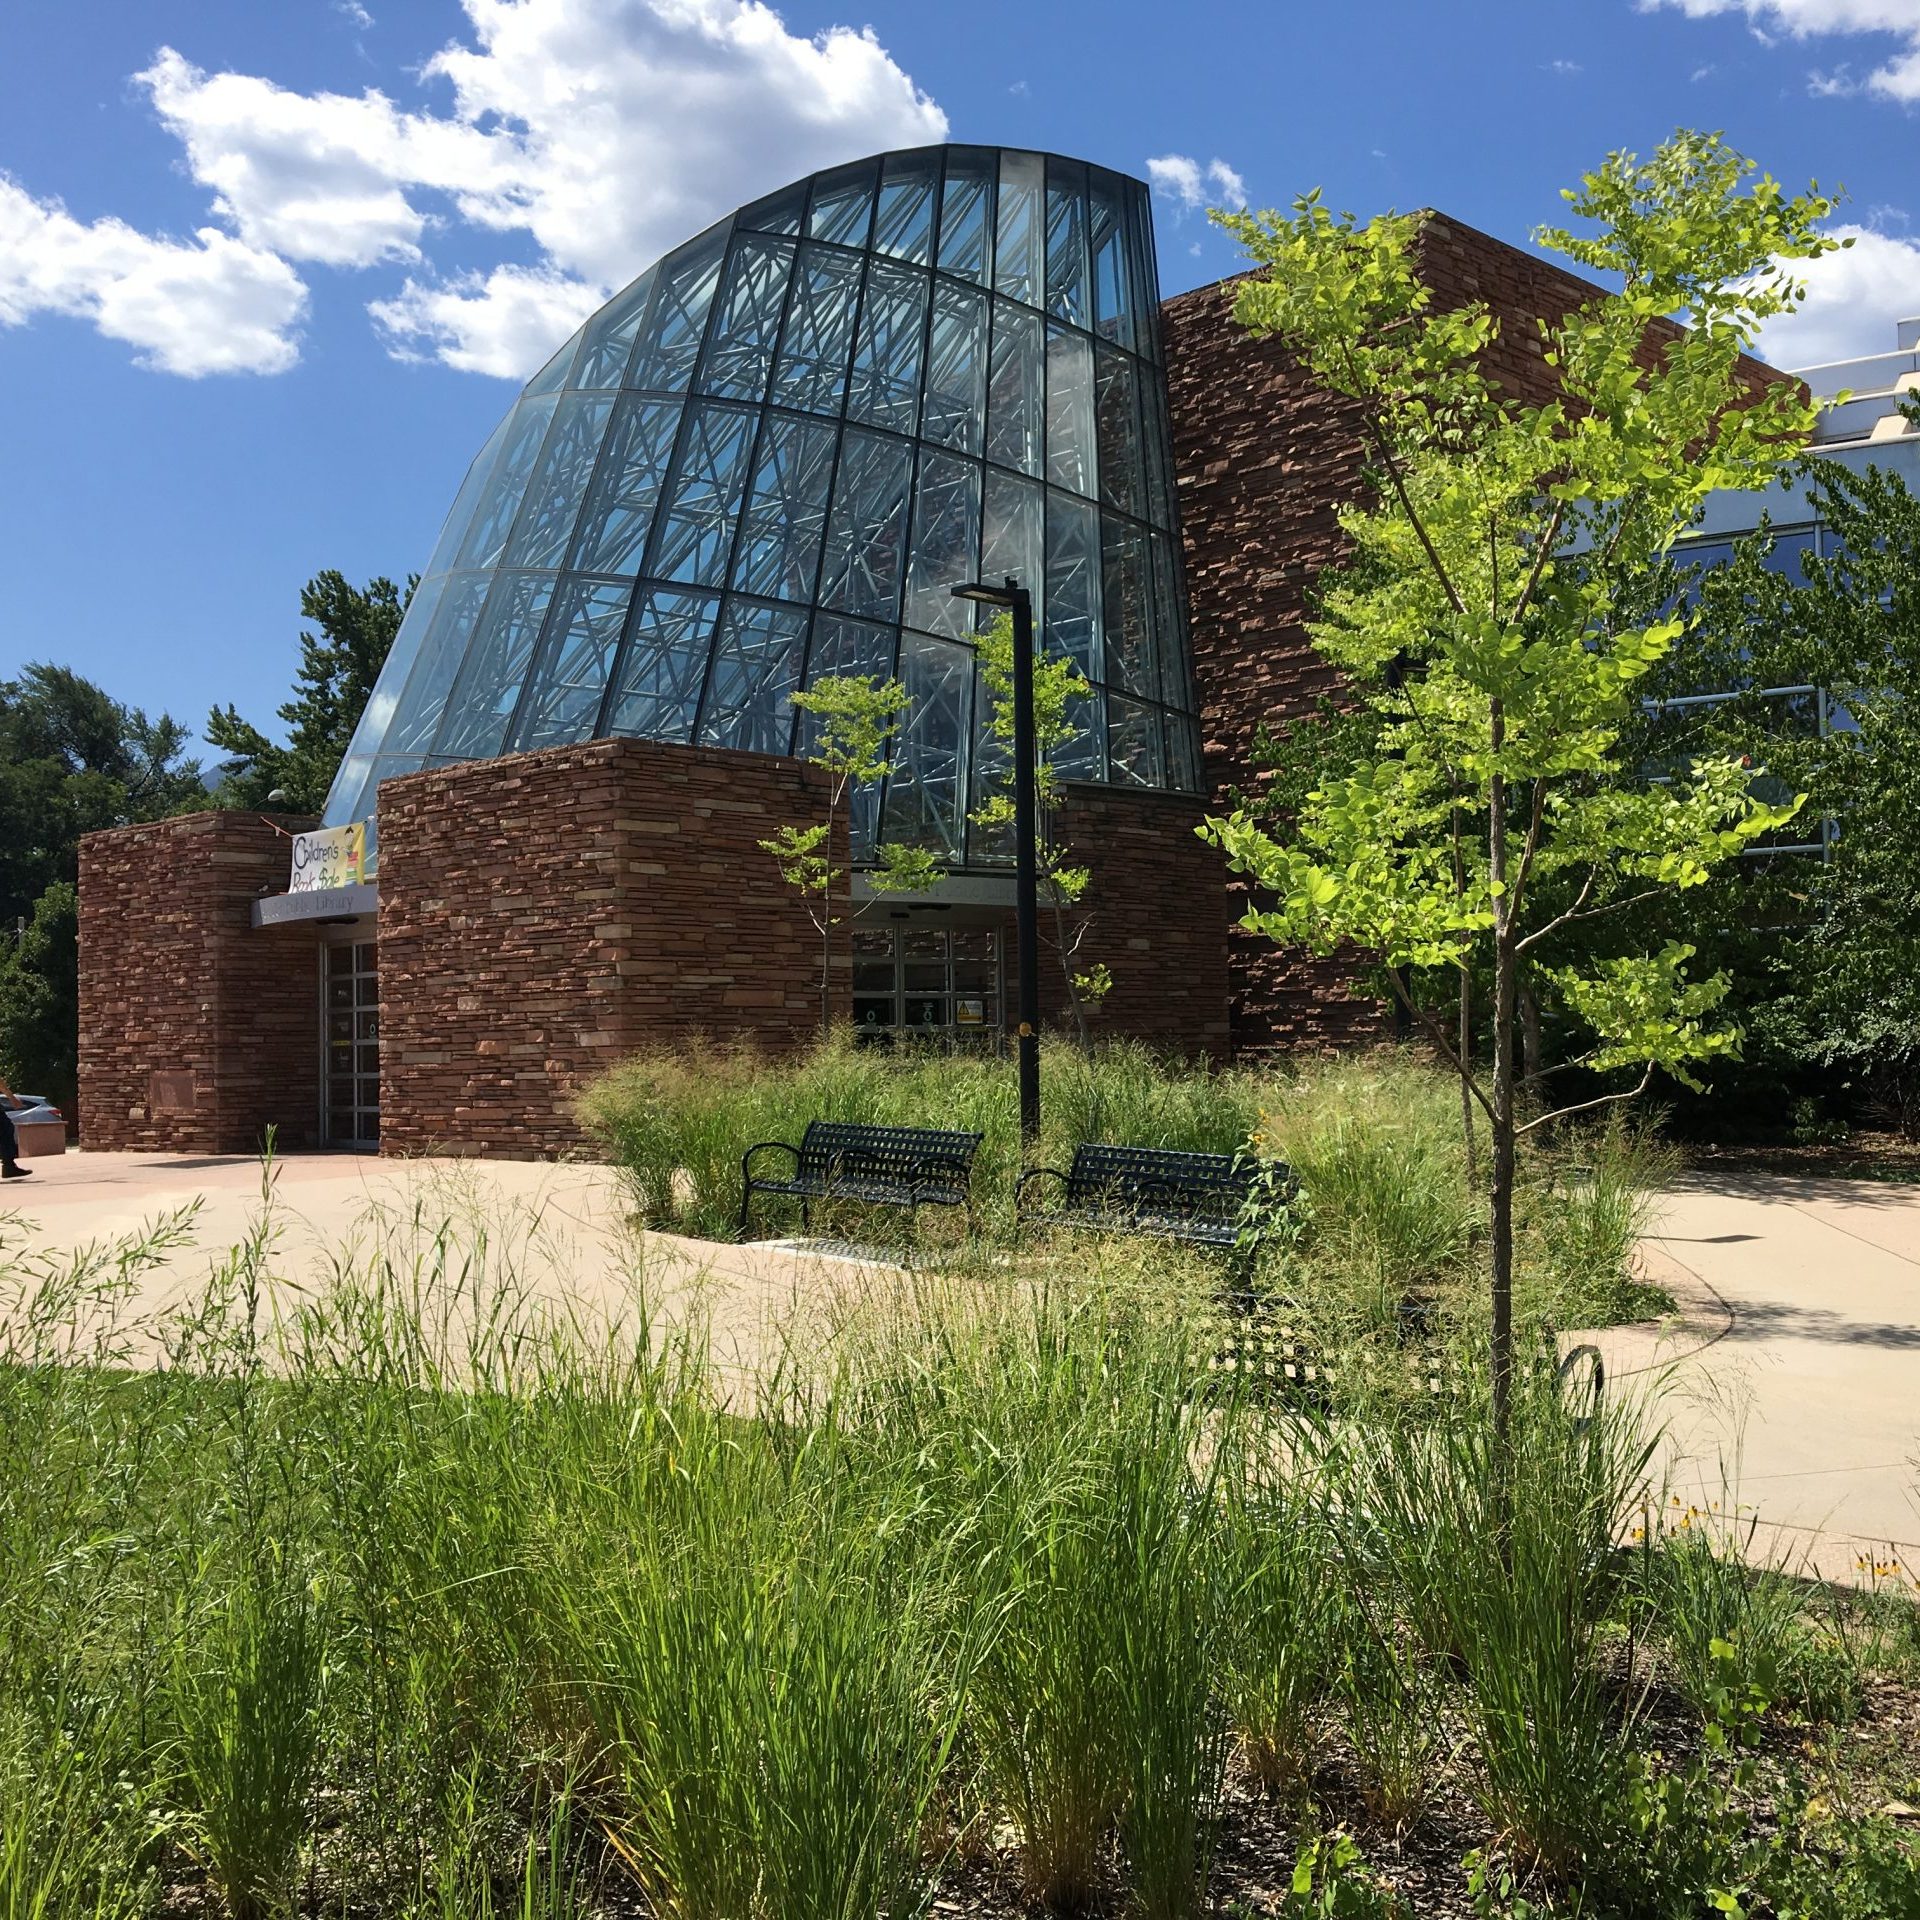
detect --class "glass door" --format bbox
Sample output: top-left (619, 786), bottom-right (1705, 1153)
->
top-left (851, 926), bottom-right (1001, 1044)
top-left (322, 940), bottom-right (380, 1147)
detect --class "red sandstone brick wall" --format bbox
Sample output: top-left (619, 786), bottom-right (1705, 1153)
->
top-left (1161, 210), bottom-right (1791, 1058)
top-left (78, 812), bottom-right (323, 1153)
top-left (374, 737), bottom-right (840, 1159)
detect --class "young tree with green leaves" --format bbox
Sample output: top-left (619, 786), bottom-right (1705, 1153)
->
top-left (761, 674), bottom-right (943, 1035)
top-left (1202, 133), bottom-right (1835, 1443)
top-left (969, 611), bottom-right (1112, 1049)
top-left (207, 571), bottom-right (413, 812)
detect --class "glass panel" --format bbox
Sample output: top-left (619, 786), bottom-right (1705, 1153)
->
top-left (817, 429), bottom-right (913, 620)
top-left (1094, 345), bottom-right (1144, 518)
top-left (985, 301), bottom-right (1044, 477)
top-left (603, 586), bottom-right (719, 743)
top-left (1056, 684), bottom-right (1105, 781)
top-left (881, 634), bottom-right (972, 861)
top-left (769, 243), bottom-right (861, 416)
top-left (1046, 326), bottom-right (1097, 499)
top-left (904, 449), bottom-right (982, 639)
top-left (1127, 184), bottom-right (1163, 365)
top-left (510, 576), bottom-right (634, 751)
top-left (965, 663), bottom-right (1012, 865)
top-left (629, 230), bottom-right (725, 392)
top-left (1150, 531), bottom-right (1193, 710)
top-left (808, 160), bottom-right (878, 248)
top-left (1089, 171), bottom-right (1136, 352)
top-left (422, 411), bottom-right (514, 580)
top-left (922, 279), bottom-right (988, 454)
top-left (1045, 157), bottom-right (1089, 327)
top-left (802, 613), bottom-right (896, 859)
top-left (525, 325), bottom-right (580, 395)
top-left (846, 260), bottom-right (928, 437)
top-left (994, 151), bottom-right (1045, 307)
top-left (383, 572), bottom-right (492, 754)
top-left (1107, 695), bottom-right (1164, 787)
top-left (328, 944), bottom-right (354, 977)
top-left (568, 396), bottom-right (681, 576)
top-left (333, 573), bottom-right (447, 776)
top-left (646, 401), bottom-right (758, 586)
top-left (978, 469), bottom-right (1046, 632)
top-left (699, 233), bottom-right (795, 402)
top-left (1101, 515), bottom-right (1155, 696)
top-left (431, 572), bottom-right (557, 759)
top-left (504, 391), bottom-right (614, 569)
top-left (937, 149), bottom-right (995, 285)
top-left (1140, 372), bottom-right (1176, 531)
top-left (457, 396), bottom-right (558, 569)
top-left (738, 182), bottom-right (806, 235)
top-left (1167, 711), bottom-right (1202, 792)
top-left (1044, 490), bottom-right (1101, 680)
top-left (698, 599), bottom-right (808, 754)
top-left (873, 151), bottom-right (938, 265)
top-left (574, 267), bottom-right (656, 389)
top-left (731, 412), bottom-right (837, 602)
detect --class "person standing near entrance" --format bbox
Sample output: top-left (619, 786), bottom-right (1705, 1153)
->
top-left (0, 1079), bottom-right (30, 1179)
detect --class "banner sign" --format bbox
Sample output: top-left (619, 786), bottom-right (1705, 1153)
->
top-left (289, 822), bottom-right (365, 894)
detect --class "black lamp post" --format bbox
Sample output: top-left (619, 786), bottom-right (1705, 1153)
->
top-left (951, 575), bottom-right (1041, 1146)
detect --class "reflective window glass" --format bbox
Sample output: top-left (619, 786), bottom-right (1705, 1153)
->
top-left (1044, 489), bottom-right (1101, 680)
top-left (937, 149), bottom-right (995, 284)
top-left (1045, 158), bottom-right (1089, 326)
top-left (1140, 374), bottom-right (1177, 527)
top-left (568, 396), bottom-right (681, 576)
top-left (979, 468), bottom-right (1046, 633)
top-left (1167, 711), bottom-right (1202, 792)
top-left (333, 572), bottom-right (447, 789)
top-left (802, 613), bottom-right (897, 857)
top-left (1150, 531), bottom-right (1192, 710)
top-left (647, 402), bottom-right (758, 585)
top-left (431, 572), bottom-right (558, 759)
top-left (994, 151), bottom-right (1044, 306)
top-left (874, 152), bottom-right (938, 264)
top-left (882, 634), bottom-right (972, 860)
top-left (965, 676), bottom-right (1013, 865)
top-left (698, 600), bottom-right (808, 754)
top-left (1127, 186), bottom-right (1163, 364)
top-left (526, 326), bottom-right (581, 395)
top-left (985, 301), bottom-right (1044, 477)
top-left (847, 260), bottom-right (928, 436)
top-left (504, 392), bottom-right (614, 569)
top-left (1088, 173), bottom-right (1135, 351)
top-left (769, 243), bottom-right (861, 415)
top-left (1107, 695), bottom-right (1165, 787)
top-left (808, 160), bottom-right (878, 247)
top-left (629, 231), bottom-right (725, 392)
top-left (818, 429), bottom-right (913, 620)
top-left (383, 573), bottom-right (492, 754)
top-left (510, 576), bottom-right (634, 751)
top-left (738, 182), bottom-right (806, 234)
top-left (423, 411), bottom-right (514, 580)
top-left (603, 587), bottom-right (720, 743)
top-left (1761, 526), bottom-right (1817, 581)
top-left (457, 397), bottom-right (557, 570)
top-left (921, 279), bottom-right (988, 454)
top-left (731, 413), bottom-right (837, 602)
top-left (1045, 326), bottom-right (1097, 499)
top-left (1100, 515), bottom-right (1155, 696)
top-left (573, 268), bottom-right (655, 389)
top-left (904, 449), bottom-right (983, 639)
top-left (1054, 682), bottom-right (1106, 781)
top-left (1094, 346), bottom-right (1144, 517)
top-left (699, 234), bottom-right (795, 401)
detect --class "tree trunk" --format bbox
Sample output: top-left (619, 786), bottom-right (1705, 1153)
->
top-left (1486, 713), bottom-right (1516, 1470)
top-left (1047, 883), bottom-right (1092, 1054)
top-left (821, 792), bottom-right (836, 1037)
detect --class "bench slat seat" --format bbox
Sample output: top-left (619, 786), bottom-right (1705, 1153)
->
top-left (739, 1121), bottom-right (982, 1237)
top-left (1016, 1143), bottom-right (1288, 1249)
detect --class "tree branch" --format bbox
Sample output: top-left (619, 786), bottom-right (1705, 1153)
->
top-left (1515, 1063), bottom-right (1656, 1136)
top-left (1510, 498), bottom-right (1567, 628)
top-left (1385, 964), bottom-right (1498, 1122)
top-left (1518, 881), bottom-right (1671, 951)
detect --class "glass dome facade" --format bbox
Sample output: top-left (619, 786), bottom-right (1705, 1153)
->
top-left (324, 146), bottom-right (1199, 867)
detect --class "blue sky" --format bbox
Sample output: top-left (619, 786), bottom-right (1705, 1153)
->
top-left (4, 0), bottom-right (1919, 763)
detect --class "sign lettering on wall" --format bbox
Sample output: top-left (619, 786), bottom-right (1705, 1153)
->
top-left (289, 822), bottom-right (365, 894)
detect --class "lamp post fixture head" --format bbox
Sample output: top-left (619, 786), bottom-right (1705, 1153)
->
top-left (948, 577), bottom-right (1027, 611)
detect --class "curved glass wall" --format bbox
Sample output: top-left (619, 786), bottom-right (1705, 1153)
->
top-left (324, 146), bottom-right (1199, 867)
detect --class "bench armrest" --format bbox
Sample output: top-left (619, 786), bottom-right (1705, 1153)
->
top-left (1014, 1166), bottom-right (1068, 1212)
top-left (910, 1153), bottom-right (976, 1193)
top-left (740, 1140), bottom-right (801, 1183)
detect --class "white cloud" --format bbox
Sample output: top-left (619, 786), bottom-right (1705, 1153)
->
top-left (1146, 153), bottom-right (1247, 213)
top-left (2, 0), bottom-right (945, 378)
top-left (1691, 58), bottom-right (1719, 74)
top-left (1544, 56), bottom-right (1584, 72)
top-left (1754, 224), bottom-right (1920, 370)
top-left (334, 1), bottom-right (375, 29)
top-left (1641, 0), bottom-right (1920, 102)
top-left (371, 261), bottom-right (603, 376)
top-left (0, 173), bottom-right (306, 374)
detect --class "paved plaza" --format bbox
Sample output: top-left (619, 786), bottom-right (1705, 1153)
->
top-left (5, 1148), bottom-right (1917, 1584)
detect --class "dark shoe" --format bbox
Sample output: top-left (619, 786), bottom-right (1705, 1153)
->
top-left (1, 1164), bottom-right (30, 1179)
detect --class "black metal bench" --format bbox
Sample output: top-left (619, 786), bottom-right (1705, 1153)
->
top-left (738, 1121), bottom-right (983, 1239)
top-left (1014, 1143), bottom-right (1288, 1249)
